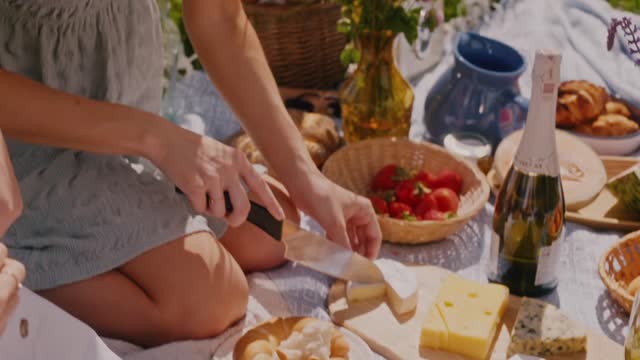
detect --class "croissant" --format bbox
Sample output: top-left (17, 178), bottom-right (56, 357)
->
top-left (556, 80), bottom-right (607, 127)
top-left (574, 114), bottom-right (639, 137)
top-left (605, 101), bottom-right (632, 117)
top-left (234, 317), bottom-right (349, 360)
top-left (231, 110), bottom-right (341, 169)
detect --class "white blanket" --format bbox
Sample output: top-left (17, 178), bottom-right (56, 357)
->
top-left (104, 0), bottom-right (640, 359)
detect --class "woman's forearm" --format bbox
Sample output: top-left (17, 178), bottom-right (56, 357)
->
top-left (0, 130), bottom-right (22, 235)
top-left (183, 0), bottom-right (321, 195)
top-left (0, 69), bottom-right (173, 162)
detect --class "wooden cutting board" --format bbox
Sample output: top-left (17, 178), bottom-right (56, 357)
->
top-left (328, 265), bottom-right (622, 360)
top-left (489, 156), bottom-right (640, 231)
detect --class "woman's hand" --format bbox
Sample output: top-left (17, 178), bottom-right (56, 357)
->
top-left (151, 127), bottom-right (284, 227)
top-left (0, 243), bottom-right (25, 335)
top-left (0, 131), bottom-right (22, 237)
top-left (290, 173), bottom-right (382, 260)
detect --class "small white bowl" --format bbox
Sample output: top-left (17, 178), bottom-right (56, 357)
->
top-left (572, 131), bottom-right (640, 156)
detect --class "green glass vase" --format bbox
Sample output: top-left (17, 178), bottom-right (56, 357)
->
top-left (339, 31), bottom-right (415, 143)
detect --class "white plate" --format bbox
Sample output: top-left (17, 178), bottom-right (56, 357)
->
top-left (572, 130), bottom-right (640, 156)
top-left (212, 324), bottom-right (374, 360)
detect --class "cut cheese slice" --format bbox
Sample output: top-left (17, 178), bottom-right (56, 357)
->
top-left (508, 297), bottom-right (587, 357)
top-left (376, 259), bottom-right (418, 315)
top-left (420, 306), bottom-right (448, 350)
top-left (345, 259), bottom-right (418, 315)
top-left (421, 275), bottom-right (509, 359)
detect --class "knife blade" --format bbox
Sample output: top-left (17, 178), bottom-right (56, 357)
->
top-left (176, 187), bottom-right (384, 283)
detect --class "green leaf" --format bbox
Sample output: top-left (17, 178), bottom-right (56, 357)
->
top-left (382, 190), bottom-right (396, 203)
top-left (339, 43), bottom-right (361, 66)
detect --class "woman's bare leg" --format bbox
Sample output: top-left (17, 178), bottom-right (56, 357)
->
top-left (219, 174), bottom-right (299, 273)
top-left (38, 231), bottom-right (248, 347)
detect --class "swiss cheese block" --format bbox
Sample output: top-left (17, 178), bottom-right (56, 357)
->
top-left (508, 297), bottom-right (587, 357)
top-left (345, 259), bottom-right (418, 315)
top-left (420, 275), bottom-right (509, 359)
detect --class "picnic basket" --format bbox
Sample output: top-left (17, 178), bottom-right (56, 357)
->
top-left (322, 138), bottom-right (490, 244)
top-left (242, 1), bottom-right (346, 89)
top-left (599, 229), bottom-right (640, 313)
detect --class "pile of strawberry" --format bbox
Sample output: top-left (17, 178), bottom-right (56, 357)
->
top-left (368, 164), bottom-right (463, 221)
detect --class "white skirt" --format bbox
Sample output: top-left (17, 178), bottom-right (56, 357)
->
top-left (0, 288), bottom-right (121, 360)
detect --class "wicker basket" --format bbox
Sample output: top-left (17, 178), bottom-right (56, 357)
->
top-left (322, 138), bottom-right (491, 244)
top-left (243, 1), bottom-right (346, 89)
top-left (599, 229), bottom-right (640, 313)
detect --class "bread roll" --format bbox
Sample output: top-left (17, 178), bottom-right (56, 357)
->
top-left (575, 113), bottom-right (639, 136)
top-left (605, 101), bottom-right (632, 117)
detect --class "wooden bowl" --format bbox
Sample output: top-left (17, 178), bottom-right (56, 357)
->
top-left (233, 317), bottom-right (349, 360)
top-left (322, 138), bottom-right (490, 244)
top-left (599, 230), bottom-right (640, 313)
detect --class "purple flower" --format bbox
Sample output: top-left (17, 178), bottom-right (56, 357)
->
top-left (608, 16), bottom-right (640, 66)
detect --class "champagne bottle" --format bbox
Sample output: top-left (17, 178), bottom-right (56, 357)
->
top-left (487, 50), bottom-right (565, 297)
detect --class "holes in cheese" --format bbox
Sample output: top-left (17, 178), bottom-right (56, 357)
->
top-left (345, 259), bottom-right (418, 315)
top-left (420, 275), bottom-right (509, 360)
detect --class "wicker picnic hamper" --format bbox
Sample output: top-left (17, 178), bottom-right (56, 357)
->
top-left (243, 1), bottom-right (346, 89)
top-left (322, 138), bottom-right (490, 244)
top-left (599, 230), bottom-right (640, 313)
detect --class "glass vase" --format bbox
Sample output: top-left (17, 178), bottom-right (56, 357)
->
top-left (339, 31), bottom-right (415, 143)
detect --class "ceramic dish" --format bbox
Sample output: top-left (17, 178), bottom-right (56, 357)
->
top-left (568, 96), bottom-right (640, 156)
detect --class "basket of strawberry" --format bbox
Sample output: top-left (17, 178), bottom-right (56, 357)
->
top-left (323, 138), bottom-right (490, 244)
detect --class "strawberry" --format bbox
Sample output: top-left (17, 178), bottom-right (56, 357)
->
top-left (371, 164), bottom-right (409, 192)
top-left (422, 209), bottom-right (445, 221)
top-left (389, 201), bottom-right (414, 220)
top-left (414, 170), bottom-right (437, 189)
top-left (432, 188), bottom-right (460, 213)
top-left (432, 170), bottom-right (463, 194)
top-left (369, 196), bottom-right (389, 215)
top-left (414, 193), bottom-right (438, 218)
top-left (394, 179), bottom-right (428, 207)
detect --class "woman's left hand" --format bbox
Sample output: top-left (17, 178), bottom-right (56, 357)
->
top-left (291, 174), bottom-right (382, 260)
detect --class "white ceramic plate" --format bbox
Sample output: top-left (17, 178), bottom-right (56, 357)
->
top-left (212, 324), bottom-right (374, 360)
top-left (572, 130), bottom-right (640, 156)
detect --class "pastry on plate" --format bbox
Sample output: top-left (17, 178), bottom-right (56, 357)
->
top-left (234, 317), bottom-right (349, 360)
top-left (556, 80), bottom-right (608, 127)
top-left (605, 100), bottom-right (632, 117)
top-left (574, 113), bottom-right (639, 137)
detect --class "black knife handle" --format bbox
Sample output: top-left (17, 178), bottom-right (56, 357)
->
top-left (175, 186), bottom-right (283, 241)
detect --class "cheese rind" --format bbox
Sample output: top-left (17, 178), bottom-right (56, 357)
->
top-left (421, 275), bottom-right (509, 359)
top-left (507, 297), bottom-right (587, 357)
top-left (375, 259), bottom-right (418, 314)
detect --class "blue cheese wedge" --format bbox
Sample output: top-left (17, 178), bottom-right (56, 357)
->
top-left (508, 297), bottom-right (587, 357)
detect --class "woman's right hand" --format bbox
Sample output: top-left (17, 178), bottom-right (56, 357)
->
top-left (151, 127), bottom-right (284, 227)
top-left (0, 245), bottom-right (24, 336)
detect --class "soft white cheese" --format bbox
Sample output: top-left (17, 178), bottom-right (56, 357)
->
top-left (345, 259), bottom-right (418, 315)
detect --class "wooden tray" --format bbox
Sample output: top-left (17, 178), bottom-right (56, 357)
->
top-left (488, 156), bottom-right (640, 231)
top-left (328, 265), bottom-right (623, 360)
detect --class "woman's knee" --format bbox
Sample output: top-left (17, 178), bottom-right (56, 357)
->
top-left (155, 271), bottom-right (249, 341)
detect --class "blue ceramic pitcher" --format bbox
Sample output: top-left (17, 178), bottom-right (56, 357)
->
top-left (423, 32), bottom-right (529, 152)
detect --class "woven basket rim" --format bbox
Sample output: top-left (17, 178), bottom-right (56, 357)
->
top-left (599, 229), bottom-right (640, 307)
top-left (323, 137), bottom-right (491, 225)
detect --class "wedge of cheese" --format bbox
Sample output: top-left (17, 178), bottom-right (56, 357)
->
top-left (420, 275), bottom-right (509, 359)
top-left (507, 297), bottom-right (587, 357)
top-left (345, 259), bottom-right (418, 315)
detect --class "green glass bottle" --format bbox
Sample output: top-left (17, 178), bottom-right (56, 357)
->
top-left (488, 50), bottom-right (565, 297)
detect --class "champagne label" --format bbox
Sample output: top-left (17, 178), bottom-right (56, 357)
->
top-left (488, 230), bottom-right (500, 275)
top-left (534, 234), bottom-right (563, 286)
top-left (514, 150), bottom-right (560, 177)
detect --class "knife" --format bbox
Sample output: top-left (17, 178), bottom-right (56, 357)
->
top-left (176, 187), bottom-right (384, 284)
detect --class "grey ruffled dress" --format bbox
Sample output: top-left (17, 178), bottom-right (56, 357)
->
top-left (0, 0), bottom-right (227, 290)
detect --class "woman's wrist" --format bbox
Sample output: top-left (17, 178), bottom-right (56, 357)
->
top-left (138, 114), bottom-right (184, 165)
